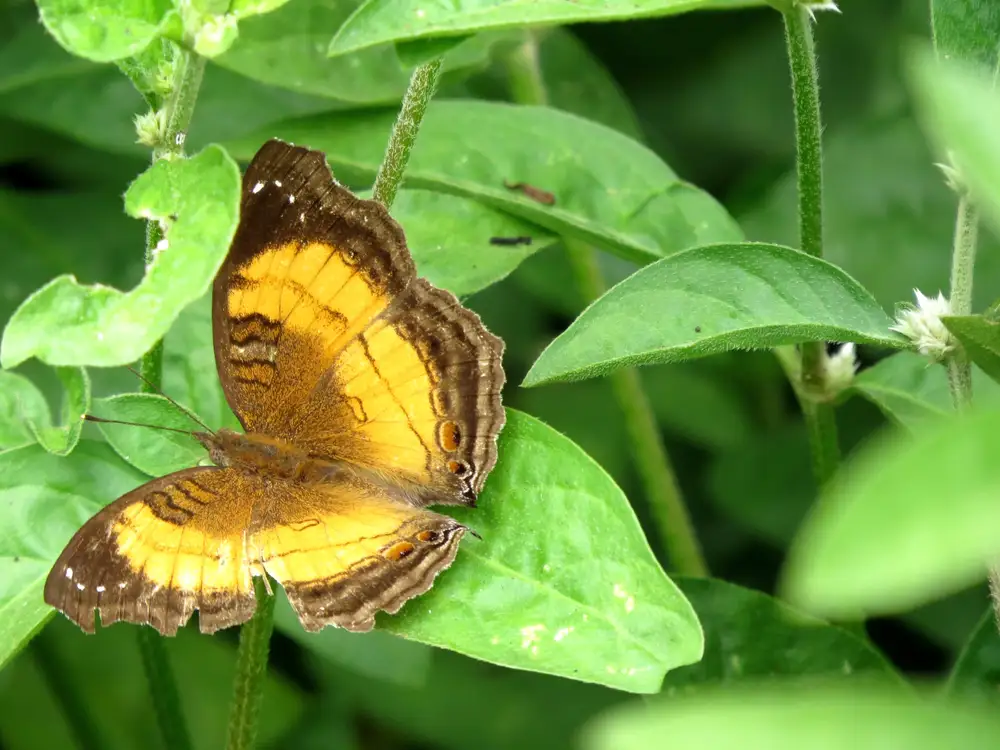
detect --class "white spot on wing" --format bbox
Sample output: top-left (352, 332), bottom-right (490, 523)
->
top-left (65, 567), bottom-right (73, 579)
top-left (274, 180), bottom-right (283, 187)
top-left (252, 181), bottom-right (264, 194)
top-left (76, 582), bottom-right (85, 591)
top-left (288, 194), bottom-right (295, 204)
top-left (96, 585), bottom-right (105, 593)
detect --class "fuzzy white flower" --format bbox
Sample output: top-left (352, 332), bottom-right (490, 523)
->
top-left (890, 289), bottom-right (955, 361)
top-left (801, 0), bottom-right (840, 21)
top-left (823, 342), bottom-right (858, 394)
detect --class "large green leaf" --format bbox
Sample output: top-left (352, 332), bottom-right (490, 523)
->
top-left (910, 48), bottom-right (1000, 237)
top-left (581, 684), bottom-right (1000, 750)
top-left (665, 578), bottom-right (901, 690)
top-left (26, 367), bottom-right (91, 456)
top-left (943, 314), bottom-right (1000, 383)
top-left (946, 608), bottom-right (1000, 703)
top-left (847, 352), bottom-right (954, 429)
top-left (783, 406), bottom-right (1000, 619)
top-left (328, 0), bottom-right (763, 57)
top-left (36, 0), bottom-right (174, 62)
top-left (1, 146), bottom-right (241, 369)
top-left (379, 409), bottom-right (703, 693)
top-left (0, 372), bottom-right (52, 452)
top-left (226, 101), bottom-right (743, 265)
top-left (0, 440), bottom-right (147, 670)
top-left (523, 243), bottom-right (903, 387)
top-left (930, 0), bottom-right (1000, 70)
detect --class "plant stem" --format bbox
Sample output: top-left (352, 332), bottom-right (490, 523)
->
top-left (946, 196), bottom-right (979, 409)
top-left (225, 578), bottom-right (276, 750)
top-left (782, 6), bottom-right (840, 485)
top-left (372, 58), bottom-right (443, 209)
top-left (132, 43), bottom-right (206, 750)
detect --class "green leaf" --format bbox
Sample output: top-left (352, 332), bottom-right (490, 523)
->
top-left (946, 608), bottom-right (1000, 702)
top-left (91, 393), bottom-right (206, 477)
top-left (1, 145), bottom-right (241, 369)
top-left (782, 405), bottom-right (1000, 619)
top-left (0, 440), bottom-right (147, 670)
top-left (272, 589), bottom-right (432, 687)
top-left (523, 242), bottom-right (903, 387)
top-left (36, 0), bottom-right (175, 62)
top-left (909, 48), bottom-right (1000, 236)
top-left (581, 684), bottom-right (1000, 750)
top-left (381, 409), bottom-right (704, 694)
top-left (930, 0), bottom-right (1000, 69)
top-left (0, 372), bottom-right (51, 452)
top-left (386, 188), bottom-right (553, 297)
top-left (225, 101), bottom-right (743, 265)
top-left (665, 577), bottom-right (901, 690)
top-left (27, 366), bottom-right (91, 456)
top-left (848, 352), bottom-right (954, 428)
top-left (329, 0), bottom-right (763, 57)
top-left (944, 314), bottom-right (1000, 383)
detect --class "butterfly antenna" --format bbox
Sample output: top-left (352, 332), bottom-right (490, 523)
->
top-left (82, 414), bottom-right (200, 436)
top-left (125, 365), bottom-right (214, 433)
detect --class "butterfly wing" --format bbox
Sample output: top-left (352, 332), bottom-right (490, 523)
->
top-left (213, 140), bottom-right (505, 507)
top-left (43, 468), bottom-right (260, 635)
top-left (249, 476), bottom-right (466, 632)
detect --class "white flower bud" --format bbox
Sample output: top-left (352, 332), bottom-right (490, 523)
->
top-left (890, 289), bottom-right (955, 362)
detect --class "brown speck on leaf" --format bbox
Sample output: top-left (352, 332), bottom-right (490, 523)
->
top-left (503, 180), bottom-right (556, 205)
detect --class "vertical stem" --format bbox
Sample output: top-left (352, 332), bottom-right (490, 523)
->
top-left (500, 34), bottom-right (707, 575)
top-left (946, 196), bottom-right (979, 409)
top-left (225, 578), bottom-right (276, 750)
top-left (132, 44), bottom-right (206, 750)
top-left (372, 59), bottom-right (443, 208)
top-left (782, 7), bottom-right (840, 485)
top-left (33, 634), bottom-right (105, 750)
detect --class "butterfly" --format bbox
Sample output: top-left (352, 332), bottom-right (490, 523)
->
top-left (43, 139), bottom-right (506, 635)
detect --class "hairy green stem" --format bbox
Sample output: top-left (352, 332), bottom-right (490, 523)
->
top-left (225, 578), bottom-right (276, 750)
top-left (33, 634), bottom-right (104, 750)
top-left (372, 58), bottom-right (443, 208)
top-left (782, 6), bottom-right (839, 485)
top-left (946, 196), bottom-right (979, 409)
top-left (132, 43), bottom-right (206, 750)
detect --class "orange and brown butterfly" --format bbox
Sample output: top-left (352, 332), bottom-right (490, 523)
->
top-left (43, 139), bottom-right (506, 635)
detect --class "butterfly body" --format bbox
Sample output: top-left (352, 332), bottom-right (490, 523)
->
top-left (44, 140), bottom-right (505, 636)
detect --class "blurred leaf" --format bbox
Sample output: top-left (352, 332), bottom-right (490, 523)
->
top-left (386, 188), bottom-right (553, 297)
top-left (848, 352), bottom-right (953, 428)
top-left (272, 588), bottom-right (432, 687)
top-left (0, 440), bottom-right (146, 670)
top-left (665, 577), bottom-right (901, 690)
top-left (92, 393), bottom-right (205, 476)
top-left (910, 48), bottom-right (1000, 238)
top-left (581, 684), bottom-right (1000, 750)
top-left (783, 406), bottom-right (1000, 619)
top-left (946, 608), bottom-right (1000, 701)
top-left (944, 314), bottom-right (1000, 382)
top-left (930, 0), bottom-right (1000, 69)
top-left (0, 372), bottom-right (51, 452)
top-left (381, 409), bottom-right (704, 694)
top-left (739, 113), bottom-right (1000, 313)
top-left (1, 145), bottom-right (241, 368)
top-left (329, 0), bottom-right (764, 57)
top-left (226, 101), bottom-right (743, 265)
top-left (36, 0), bottom-right (174, 62)
top-left (324, 648), bottom-right (626, 750)
top-left (0, 617), bottom-right (302, 750)
top-left (0, 7), bottom-right (93, 94)
top-left (523, 243), bottom-right (903, 387)
top-left (26, 366), bottom-right (90, 456)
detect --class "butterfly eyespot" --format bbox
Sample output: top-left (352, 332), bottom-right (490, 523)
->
top-left (384, 541), bottom-right (415, 561)
top-left (416, 530), bottom-right (439, 543)
top-left (438, 420), bottom-right (462, 451)
top-left (447, 460), bottom-right (470, 477)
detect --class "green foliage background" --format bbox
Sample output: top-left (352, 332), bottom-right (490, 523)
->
top-left (6, 0), bottom-right (1000, 747)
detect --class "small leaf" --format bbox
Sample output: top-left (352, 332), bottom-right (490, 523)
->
top-left (26, 366), bottom-right (91, 456)
top-left (946, 608), bottom-right (1000, 702)
top-left (225, 101), bottom-right (742, 265)
top-left (848, 352), bottom-right (953, 428)
top-left (581, 683), bottom-right (1000, 750)
top-left (91, 393), bottom-right (206, 477)
top-left (1, 146), bottom-right (241, 369)
top-left (930, 0), bottom-right (1000, 70)
top-left (665, 577), bottom-right (901, 690)
top-left (524, 242), bottom-right (903, 387)
top-left (782, 405), bottom-right (1000, 619)
top-left (381, 409), bottom-right (704, 694)
top-left (944, 314), bottom-right (1000, 383)
top-left (0, 372), bottom-right (51, 452)
top-left (0, 441), bottom-right (147, 669)
top-left (36, 0), bottom-right (175, 62)
top-left (329, 0), bottom-right (764, 57)
top-left (909, 47), bottom-right (1000, 236)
